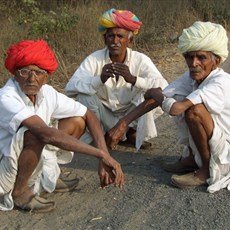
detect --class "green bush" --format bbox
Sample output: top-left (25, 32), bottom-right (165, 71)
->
top-left (0, 0), bottom-right (229, 89)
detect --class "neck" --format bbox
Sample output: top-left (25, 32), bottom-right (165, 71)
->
top-left (109, 50), bottom-right (127, 63)
top-left (110, 54), bottom-right (126, 63)
top-left (28, 95), bottom-right (36, 105)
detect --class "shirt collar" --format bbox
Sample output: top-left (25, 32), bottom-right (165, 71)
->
top-left (105, 47), bottom-right (132, 64)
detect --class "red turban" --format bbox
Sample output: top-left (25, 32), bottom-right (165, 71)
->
top-left (5, 39), bottom-right (58, 75)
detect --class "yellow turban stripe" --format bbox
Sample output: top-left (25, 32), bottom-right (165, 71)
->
top-left (98, 8), bottom-right (142, 35)
top-left (178, 21), bottom-right (229, 63)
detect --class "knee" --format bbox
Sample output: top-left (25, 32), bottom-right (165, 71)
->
top-left (77, 94), bottom-right (100, 109)
top-left (185, 104), bottom-right (203, 123)
top-left (58, 117), bottom-right (86, 139)
top-left (24, 130), bottom-right (45, 151)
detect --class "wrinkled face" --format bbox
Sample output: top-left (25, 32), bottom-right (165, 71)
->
top-left (184, 51), bottom-right (220, 83)
top-left (15, 64), bottom-right (49, 97)
top-left (104, 28), bottom-right (132, 58)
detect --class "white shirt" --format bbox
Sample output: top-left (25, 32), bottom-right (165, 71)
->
top-left (0, 78), bottom-right (87, 157)
top-left (164, 68), bottom-right (230, 134)
top-left (186, 68), bottom-right (230, 134)
top-left (163, 68), bottom-right (230, 193)
top-left (65, 47), bottom-right (168, 113)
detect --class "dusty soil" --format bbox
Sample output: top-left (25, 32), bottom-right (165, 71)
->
top-left (1, 42), bottom-right (230, 230)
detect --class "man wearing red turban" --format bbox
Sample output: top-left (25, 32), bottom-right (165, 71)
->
top-left (0, 39), bottom-right (124, 213)
top-left (65, 9), bottom-right (168, 150)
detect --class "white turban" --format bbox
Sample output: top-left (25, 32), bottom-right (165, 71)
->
top-left (178, 21), bottom-right (229, 63)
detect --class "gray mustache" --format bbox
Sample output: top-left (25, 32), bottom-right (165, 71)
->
top-left (190, 67), bottom-right (202, 73)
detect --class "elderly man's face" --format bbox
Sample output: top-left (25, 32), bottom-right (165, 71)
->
top-left (184, 51), bottom-right (220, 83)
top-left (104, 28), bottom-right (132, 60)
top-left (15, 64), bottom-right (48, 101)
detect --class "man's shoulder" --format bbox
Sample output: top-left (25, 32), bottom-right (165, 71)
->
top-left (42, 84), bottom-right (57, 94)
top-left (128, 48), bottom-right (149, 57)
top-left (0, 79), bottom-right (16, 94)
top-left (210, 68), bottom-right (230, 81)
top-left (127, 48), bottom-right (152, 63)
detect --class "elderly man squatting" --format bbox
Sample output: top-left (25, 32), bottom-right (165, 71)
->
top-left (118, 21), bottom-right (230, 192)
top-left (0, 39), bottom-right (124, 213)
top-left (65, 8), bottom-right (168, 150)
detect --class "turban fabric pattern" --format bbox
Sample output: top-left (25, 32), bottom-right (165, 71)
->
top-left (178, 21), bottom-right (229, 63)
top-left (98, 8), bottom-right (142, 35)
top-left (5, 39), bottom-right (58, 75)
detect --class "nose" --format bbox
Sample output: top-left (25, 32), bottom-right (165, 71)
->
top-left (27, 71), bottom-right (37, 81)
top-left (191, 56), bottom-right (199, 67)
top-left (113, 35), bottom-right (120, 44)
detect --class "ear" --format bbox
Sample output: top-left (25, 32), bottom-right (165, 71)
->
top-left (215, 55), bottom-right (221, 66)
top-left (213, 55), bottom-right (221, 69)
top-left (128, 36), bottom-right (134, 48)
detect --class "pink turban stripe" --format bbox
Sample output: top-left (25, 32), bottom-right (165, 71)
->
top-left (5, 39), bottom-right (58, 75)
top-left (98, 8), bottom-right (142, 35)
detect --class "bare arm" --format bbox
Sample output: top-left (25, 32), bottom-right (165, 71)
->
top-left (144, 87), bottom-right (194, 116)
top-left (22, 114), bottom-right (124, 188)
top-left (169, 98), bottom-right (193, 116)
top-left (106, 98), bottom-right (159, 149)
top-left (22, 115), bottom-right (106, 158)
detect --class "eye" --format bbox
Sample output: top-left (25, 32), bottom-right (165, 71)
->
top-left (34, 70), bottom-right (47, 76)
top-left (197, 55), bottom-right (207, 61)
top-left (20, 69), bottom-right (30, 75)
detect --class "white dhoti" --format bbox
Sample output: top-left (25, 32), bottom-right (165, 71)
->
top-left (0, 126), bottom-right (73, 211)
top-left (177, 116), bottom-right (230, 193)
top-left (77, 94), bottom-right (163, 150)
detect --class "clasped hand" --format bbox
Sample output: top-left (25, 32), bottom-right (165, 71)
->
top-left (101, 63), bottom-right (136, 84)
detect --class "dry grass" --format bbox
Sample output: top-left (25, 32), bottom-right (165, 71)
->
top-left (0, 0), bottom-right (229, 90)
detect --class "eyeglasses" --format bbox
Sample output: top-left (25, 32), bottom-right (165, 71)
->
top-left (18, 68), bottom-right (48, 79)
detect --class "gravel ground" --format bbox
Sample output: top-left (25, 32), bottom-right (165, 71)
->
top-left (1, 40), bottom-right (230, 230)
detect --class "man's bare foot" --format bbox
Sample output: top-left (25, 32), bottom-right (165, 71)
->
top-left (13, 189), bottom-right (35, 207)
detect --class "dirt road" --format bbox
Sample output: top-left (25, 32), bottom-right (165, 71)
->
top-left (1, 42), bottom-right (230, 230)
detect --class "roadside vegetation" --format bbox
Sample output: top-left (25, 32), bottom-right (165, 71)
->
top-left (0, 0), bottom-right (229, 89)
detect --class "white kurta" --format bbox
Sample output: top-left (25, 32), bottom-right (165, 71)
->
top-left (0, 78), bottom-right (87, 210)
top-left (65, 47), bottom-right (168, 149)
top-left (163, 68), bottom-right (230, 193)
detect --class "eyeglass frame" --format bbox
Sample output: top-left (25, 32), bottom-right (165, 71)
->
top-left (17, 68), bottom-right (48, 79)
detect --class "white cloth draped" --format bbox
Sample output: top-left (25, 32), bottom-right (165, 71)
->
top-left (65, 48), bottom-right (168, 149)
top-left (163, 68), bottom-right (230, 193)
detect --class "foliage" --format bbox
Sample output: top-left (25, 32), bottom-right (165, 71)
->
top-left (16, 0), bottom-right (79, 38)
top-left (0, 0), bottom-right (229, 89)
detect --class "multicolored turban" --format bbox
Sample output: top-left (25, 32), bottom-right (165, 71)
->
top-left (5, 39), bottom-right (58, 75)
top-left (178, 21), bottom-right (229, 63)
top-left (98, 8), bottom-right (142, 35)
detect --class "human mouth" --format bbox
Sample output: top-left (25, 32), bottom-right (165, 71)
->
top-left (190, 67), bottom-right (201, 73)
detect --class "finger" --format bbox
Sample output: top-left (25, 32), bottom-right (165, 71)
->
top-left (100, 176), bottom-right (105, 188)
top-left (117, 170), bottom-right (125, 188)
top-left (113, 168), bottom-right (124, 188)
top-left (104, 173), bottom-right (109, 186)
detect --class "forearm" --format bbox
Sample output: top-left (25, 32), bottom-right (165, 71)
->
top-left (31, 126), bottom-right (107, 159)
top-left (119, 99), bottom-right (159, 125)
top-left (85, 110), bottom-right (109, 154)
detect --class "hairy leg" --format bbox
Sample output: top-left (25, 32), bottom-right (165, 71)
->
top-left (12, 130), bottom-right (45, 204)
top-left (185, 104), bottom-right (214, 180)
